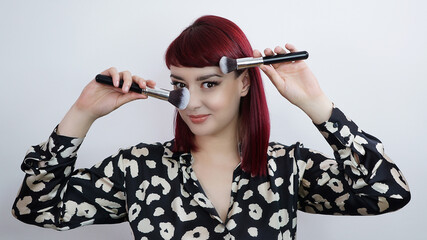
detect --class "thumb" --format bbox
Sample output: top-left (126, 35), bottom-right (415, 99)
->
top-left (260, 65), bottom-right (285, 90)
top-left (116, 92), bottom-right (147, 108)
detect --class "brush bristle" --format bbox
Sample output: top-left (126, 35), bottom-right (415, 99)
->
top-left (219, 56), bottom-right (237, 74)
top-left (168, 88), bottom-right (190, 109)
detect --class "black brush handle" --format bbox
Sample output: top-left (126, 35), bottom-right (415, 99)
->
top-left (95, 74), bottom-right (143, 93)
top-left (262, 51), bottom-right (309, 65)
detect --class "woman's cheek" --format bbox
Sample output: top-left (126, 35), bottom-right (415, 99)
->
top-left (205, 90), bottom-right (234, 111)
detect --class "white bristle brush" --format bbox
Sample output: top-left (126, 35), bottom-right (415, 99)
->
top-left (95, 74), bottom-right (190, 110)
top-left (219, 51), bottom-right (309, 74)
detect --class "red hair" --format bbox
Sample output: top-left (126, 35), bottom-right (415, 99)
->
top-left (165, 15), bottom-right (270, 176)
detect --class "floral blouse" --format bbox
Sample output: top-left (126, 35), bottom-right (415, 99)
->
top-left (12, 107), bottom-right (410, 239)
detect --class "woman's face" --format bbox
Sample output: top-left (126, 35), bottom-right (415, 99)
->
top-left (170, 66), bottom-right (249, 138)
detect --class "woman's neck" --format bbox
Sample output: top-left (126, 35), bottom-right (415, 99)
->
top-left (192, 130), bottom-right (241, 166)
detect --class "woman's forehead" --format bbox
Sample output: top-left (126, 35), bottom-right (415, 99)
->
top-left (170, 66), bottom-right (224, 79)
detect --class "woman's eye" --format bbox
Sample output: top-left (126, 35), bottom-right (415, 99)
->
top-left (171, 81), bottom-right (186, 89)
top-left (202, 82), bottom-right (218, 89)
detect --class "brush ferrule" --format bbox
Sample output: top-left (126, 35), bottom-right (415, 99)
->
top-left (236, 57), bottom-right (263, 70)
top-left (142, 88), bottom-right (169, 100)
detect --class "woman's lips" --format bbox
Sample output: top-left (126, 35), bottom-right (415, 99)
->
top-left (189, 114), bottom-right (210, 124)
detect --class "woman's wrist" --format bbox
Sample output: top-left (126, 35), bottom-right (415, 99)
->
top-left (300, 94), bottom-right (333, 125)
top-left (57, 104), bottom-right (96, 138)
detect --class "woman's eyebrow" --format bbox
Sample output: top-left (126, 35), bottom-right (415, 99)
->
top-left (170, 74), bottom-right (184, 80)
top-left (170, 73), bottom-right (223, 81)
top-left (197, 74), bottom-right (222, 81)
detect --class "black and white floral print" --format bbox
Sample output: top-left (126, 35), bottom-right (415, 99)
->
top-left (12, 107), bottom-right (410, 239)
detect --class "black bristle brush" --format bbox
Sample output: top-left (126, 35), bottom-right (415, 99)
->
top-left (219, 51), bottom-right (309, 74)
top-left (95, 74), bottom-right (190, 110)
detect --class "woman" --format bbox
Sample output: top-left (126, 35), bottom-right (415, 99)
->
top-left (12, 15), bottom-right (410, 239)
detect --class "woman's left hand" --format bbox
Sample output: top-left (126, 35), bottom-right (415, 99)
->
top-left (254, 43), bottom-right (333, 124)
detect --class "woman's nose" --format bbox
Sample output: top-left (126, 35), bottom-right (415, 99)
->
top-left (185, 87), bottom-right (202, 110)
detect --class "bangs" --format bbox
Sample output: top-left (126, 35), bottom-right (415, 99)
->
top-left (165, 18), bottom-right (247, 68)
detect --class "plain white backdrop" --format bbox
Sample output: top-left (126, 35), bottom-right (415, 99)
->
top-left (1, 0), bottom-right (425, 239)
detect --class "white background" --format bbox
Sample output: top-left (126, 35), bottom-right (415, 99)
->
top-left (1, 0), bottom-right (425, 239)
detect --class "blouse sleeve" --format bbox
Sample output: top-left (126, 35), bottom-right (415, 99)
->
top-left (12, 127), bottom-right (128, 230)
top-left (296, 107), bottom-right (410, 215)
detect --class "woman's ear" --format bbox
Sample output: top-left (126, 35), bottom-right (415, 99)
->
top-left (240, 71), bottom-right (250, 97)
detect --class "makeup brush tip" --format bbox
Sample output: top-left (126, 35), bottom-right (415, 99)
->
top-left (168, 87), bottom-right (190, 109)
top-left (219, 56), bottom-right (236, 74)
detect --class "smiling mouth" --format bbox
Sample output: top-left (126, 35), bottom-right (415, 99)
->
top-left (189, 114), bottom-right (210, 124)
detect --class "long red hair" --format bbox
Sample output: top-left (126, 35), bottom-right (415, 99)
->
top-left (165, 15), bottom-right (270, 176)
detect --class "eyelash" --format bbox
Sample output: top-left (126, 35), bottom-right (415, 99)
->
top-left (171, 81), bottom-right (220, 89)
top-left (171, 81), bottom-right (186, 89)
top-left (202, 81), bottom-right (219, 88)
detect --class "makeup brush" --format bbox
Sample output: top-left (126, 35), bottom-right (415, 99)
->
top-left (219, 51), bottom-right (309, 74)
top-left (95, 74), bottom-right (190, 110)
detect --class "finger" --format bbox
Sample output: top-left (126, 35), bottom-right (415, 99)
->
top-left (259, 65), bottom-right (285, 90)
top-left (145, 80), bottom-right (156, 89)
top-left (132, 75), bottom-right (156, 90)
top-left (265, 47), bottom-right (283, 69)
top-left (264, 48), bottom-right (274, 56)
top-left (285, 43), bottom-right (298, 52)
top-left (274, 46), bottom-right (287, 55)
top-left (133, 75), bottom-right (147, 89)
top-left (120, 71), bottom-right (132, 93)
top-left (100, 67), bottom-right (120, 87)
top-left (116, 91), bottom-right (148, 107)
top-left (270, 46), bottom-right (289, 69)
top-left (253, 49), bottom-right (263, 58)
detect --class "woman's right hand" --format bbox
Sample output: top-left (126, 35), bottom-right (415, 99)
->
top-left (57, 67), bottom-right (156, 137)
top-left (75, 67), bottom-right (156, 120)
